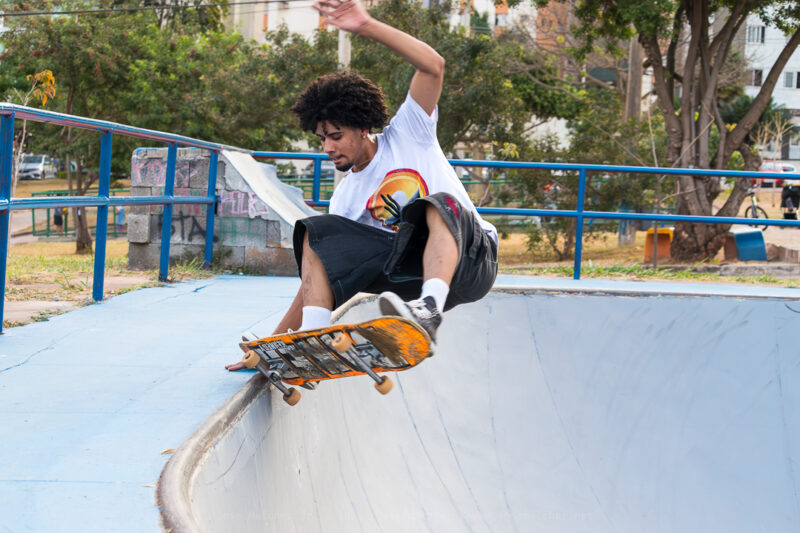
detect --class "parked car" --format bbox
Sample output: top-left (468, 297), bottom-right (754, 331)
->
top-left (19, 154), bottom-right (57, 180)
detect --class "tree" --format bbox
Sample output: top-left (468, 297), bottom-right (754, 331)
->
top-left (349, 0), bottom-right (577, 205)
top-left (6, 70), bottom-right (56, 196)
top-left (501, 87), bottom-right (670, 260)
top-left (0, 2), bottom-right (337, 252)
top-left (563, 0), bottom-right (800, 260)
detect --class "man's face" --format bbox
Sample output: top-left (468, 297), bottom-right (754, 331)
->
top-left (314, 121), bottom-right (367, 172)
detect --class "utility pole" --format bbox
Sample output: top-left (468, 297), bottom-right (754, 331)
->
top-left (625, 37), bottom-right (643, 121)
top-left (337, 28), bottom-right (352, 69)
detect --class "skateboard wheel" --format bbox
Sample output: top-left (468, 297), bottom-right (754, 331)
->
top-left (332, 333), bottom-right (352, 352)
top-left (374, 375), bottom-right (393, 395)
top-left (283, 387), bottom-right (301, 406)
top-left (242, 350), bottom-right (260, 369)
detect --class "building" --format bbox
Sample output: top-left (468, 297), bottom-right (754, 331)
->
top-left (225, 0), bottom-right (532, 44)
top-left (742, 14), bottom-right (800, 162)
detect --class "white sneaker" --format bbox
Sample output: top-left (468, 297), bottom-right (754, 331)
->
top-left (378, 292), bottom-right (442, 341)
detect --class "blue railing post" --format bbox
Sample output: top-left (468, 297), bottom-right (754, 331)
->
top-left (573, 168), bottom-right (587, 280)
top-left (92, 130), bottom-right (112, 301)
top-left (159, 143), bottom-right (178, 282)
top-left (312, 158), bottom-right (321, 205)
top-left (0, 113), bottom-right (14, 333)
top-left (203, 150), bottom-right (219, 268)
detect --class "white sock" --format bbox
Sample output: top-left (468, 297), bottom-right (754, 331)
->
top-left (421, 278), bottom-right (449, 313)
top-left (300, 306), bottom-right (332, 330)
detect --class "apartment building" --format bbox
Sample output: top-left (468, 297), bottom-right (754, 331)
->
top-left (742, 14), bottom-right (800, 162)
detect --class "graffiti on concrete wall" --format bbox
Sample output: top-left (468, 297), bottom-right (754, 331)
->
top-left (175, 190), bottom-right (206, 217)
top-left (154, 215), bottom-right (268, 246)
top-left (132, 157), bottom-right (200, 188)
top-left (154, 213), bottom-right (214, 244)
top-left (173, 213), bottom-right (211, 243)
top-left (218, 190), bottom-right (270, 218)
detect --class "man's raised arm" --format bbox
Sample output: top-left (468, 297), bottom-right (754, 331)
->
top-left (313, 0), bottom-right (444, 115)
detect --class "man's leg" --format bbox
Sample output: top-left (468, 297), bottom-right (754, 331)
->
top-left (378, 201), bottom-right (459, 340)
top-left (299, 232), bottom-right (334, 330)
top-left (419, 203), bottom-right (457, 312)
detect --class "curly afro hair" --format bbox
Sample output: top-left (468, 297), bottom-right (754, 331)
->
top-left (291, 71), bottom-right (389, 133)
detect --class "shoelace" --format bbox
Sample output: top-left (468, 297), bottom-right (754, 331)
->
top-left (408, 300), bottom-right (435, 318)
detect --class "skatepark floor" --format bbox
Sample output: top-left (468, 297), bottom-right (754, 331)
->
top-left (1, 274), bottom-right (799, 532)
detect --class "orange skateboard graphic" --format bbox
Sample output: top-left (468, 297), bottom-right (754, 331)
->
top-left (238, 317), bottom-right (432, 406)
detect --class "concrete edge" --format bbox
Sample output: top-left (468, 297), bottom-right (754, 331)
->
top-left (493, 283), bottom-right (800, 301)
top-left (157, 372), bottom-right (268, 533)
top-left (156, 293), bottom-right (377, 533)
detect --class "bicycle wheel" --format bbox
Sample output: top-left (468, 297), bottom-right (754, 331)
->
top-left (744, 205), bottom-right (769, 231)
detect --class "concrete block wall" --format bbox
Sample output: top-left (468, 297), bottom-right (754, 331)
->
top-left (128, 148), bottom-right (300, 276)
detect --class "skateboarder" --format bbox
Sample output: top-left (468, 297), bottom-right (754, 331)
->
top-left (227, 0), bottom-right (497, 370)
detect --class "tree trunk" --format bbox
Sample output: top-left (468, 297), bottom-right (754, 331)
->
top-left (671, 144), bottom-right (758, 261)
top-left (624, 38), bottom-right (643, 121)
top-left (639, 3), bottom-right (800, 261)
top-left (74, 207), bottom-right (93, 254)
top-left (74, 161), bottom-right (93, 254)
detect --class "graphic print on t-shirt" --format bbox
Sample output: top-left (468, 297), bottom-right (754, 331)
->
top-left (366, 168), bottom-right (429, 230)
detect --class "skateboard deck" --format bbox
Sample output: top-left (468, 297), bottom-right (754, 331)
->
top-left (238, 317), bottom-right (432, 405)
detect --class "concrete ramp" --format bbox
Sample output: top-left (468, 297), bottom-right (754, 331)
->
top-left (160, 288), bottom-right (800, 532)
top-left (220, 150), bottom-right (317, 245)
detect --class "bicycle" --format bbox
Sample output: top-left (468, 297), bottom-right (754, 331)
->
top-left (744, 187), bottom-right (769, 231)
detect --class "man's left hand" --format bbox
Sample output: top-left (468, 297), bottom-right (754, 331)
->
top-left (312, 0), bottom-right (372, 34)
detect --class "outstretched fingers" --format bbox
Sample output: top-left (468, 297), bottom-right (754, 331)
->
top-left (312, 0), bottom-right (370, 33)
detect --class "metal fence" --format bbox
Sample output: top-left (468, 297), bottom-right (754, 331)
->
top-left (2, 105), bottom-right (798, 332)
top-left (0, 103), bottom-right (234, 332)
top-left (255, 151), bottom-right (800, 280)
top-left (29, 188), bottom-right (131, 238)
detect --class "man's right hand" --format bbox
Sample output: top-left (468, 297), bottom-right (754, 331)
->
top-left (225, 361), bottom-right (246, 372)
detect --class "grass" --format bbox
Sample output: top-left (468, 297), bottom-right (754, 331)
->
top-left (7, 241), bottom-right (130, 283)
top-left (497, 229), bottom-right (800, 287)
top-left (505, 262), bottom-right (797, 285)
top-left (13, 178), bottom-right (131, 197)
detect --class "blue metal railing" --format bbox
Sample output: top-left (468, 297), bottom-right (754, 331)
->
top-left (2, 106), bottom-right (798, 331)
top-left (255, 151), bottom-right (800, 281)
top-left (0, 103), bottom-right (234, 333)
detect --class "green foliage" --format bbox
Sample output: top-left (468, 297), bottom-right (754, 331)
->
top-left (470, 10), bottom-right (493, 37)
top-left (350, 0), bottom-right (561, 153)
top-left (500, 87), bottom-right (672, 260)
top-left (720, 96), bottom-right (797, 139)
top-left (0, 5), bottom-right (337, 182)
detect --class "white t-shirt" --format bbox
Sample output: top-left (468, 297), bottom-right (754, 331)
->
top-left (329, 93), bottom-right (498, 243)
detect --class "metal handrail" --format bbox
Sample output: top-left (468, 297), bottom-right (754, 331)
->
top-left (0, 104), bottom-right (226, 333)
top-left (257, 151), bottom-right (800, 281)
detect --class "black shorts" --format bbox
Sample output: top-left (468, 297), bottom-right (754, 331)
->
top-left (293, 192), bottom-right (497, 311)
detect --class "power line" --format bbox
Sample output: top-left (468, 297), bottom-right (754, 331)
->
top-left (0, 0), bottom-right (308, 18)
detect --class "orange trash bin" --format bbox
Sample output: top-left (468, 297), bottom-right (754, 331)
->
top-left (643, 227), bottom-right (673, 261)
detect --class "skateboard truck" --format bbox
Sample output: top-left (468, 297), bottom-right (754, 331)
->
top-left (331, 334), bottom-right (394, 395)
top-left (242, 350), bottom-right (301, 406)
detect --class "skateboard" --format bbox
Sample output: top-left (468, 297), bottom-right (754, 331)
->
top-left (238, 317), bottom-right (432, 406)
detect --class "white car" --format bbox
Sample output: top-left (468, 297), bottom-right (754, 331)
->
top-left (19, 154), bottom-right (57, 180)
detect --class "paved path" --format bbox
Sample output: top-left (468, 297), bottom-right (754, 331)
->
top-left (0, 275), bottom-right (296, 532)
